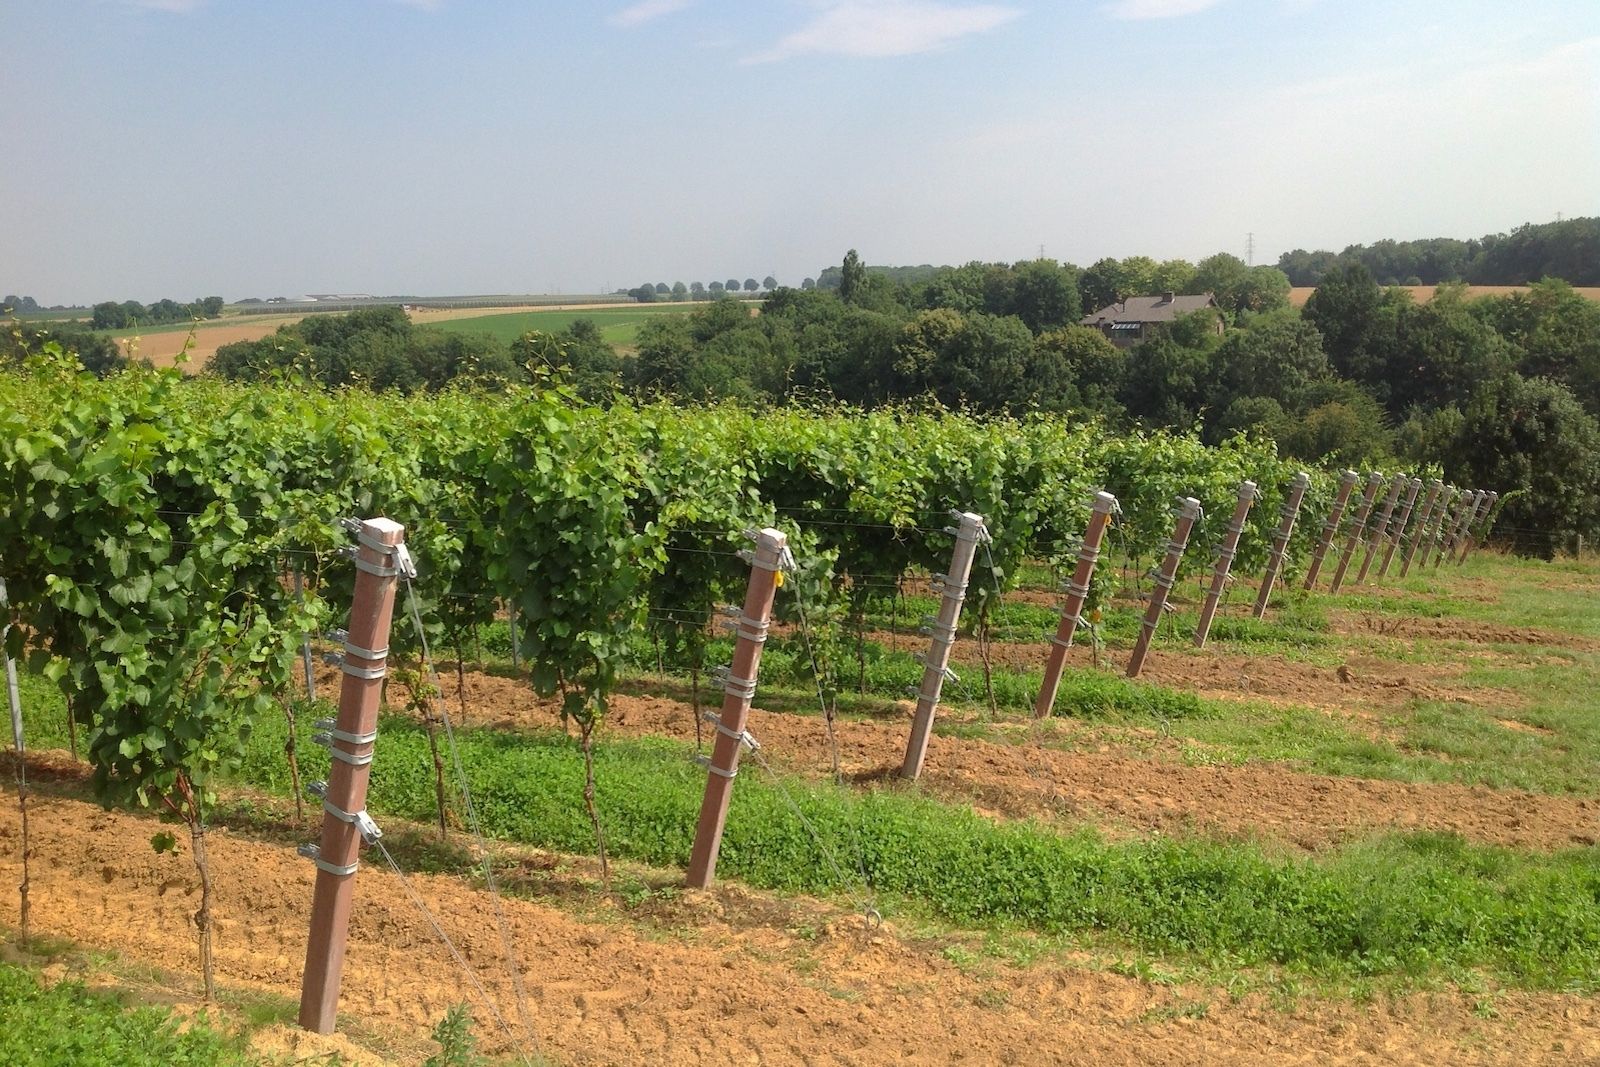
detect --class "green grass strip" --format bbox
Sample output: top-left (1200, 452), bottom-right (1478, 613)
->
top-left (0, 961), bottom-right (248, 1066)
top-left (235, 714), bottom-right (1600, 989)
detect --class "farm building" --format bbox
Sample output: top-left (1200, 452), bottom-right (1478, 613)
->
top-left (1081, 291), bottom-right (1222, 347)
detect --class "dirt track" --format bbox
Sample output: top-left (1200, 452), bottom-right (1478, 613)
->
top-left (3, 789), bottom-right (1596, 1066)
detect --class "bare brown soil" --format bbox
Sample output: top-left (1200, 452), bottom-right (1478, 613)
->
top-left (857, 628), bottom-right (1518, 716)
top-left (123, 321), bottom-right (296, 368)
top-left (1327, 613), bottom-right (1600, 652)
top-left (122, 302), bottom-right (667, 370)
top-left (374, 664), bottom-right (1598, 852)
top-left (3, 790), bottom-right (1596, 1066)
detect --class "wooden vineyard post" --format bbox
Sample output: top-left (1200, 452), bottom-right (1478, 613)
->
top-left (1329, 472), bottom-right (1384, 595)
top-left (1194, 480), bottom-right (1258, 649)
top-left (299, 518), bottom-right (409, 1036)
top-left (1253, 472), bottom-right (1310, 618)
top-left (901, 512), bottom-right (989, 779)
top-left (1456, 490), bottom-right (1498, 564)
top-left (1378, 477), bottom-right (1424, 578)
top-left (1399, 480), bottom-right (1444, 577)
top-left (1355, 474), bottom-right (1406, 584)
top-left (1126, 497), bottom-right (1201, 679)
top-left (1033, 492), bottom-right (1118, 720)
top-left (686, 528), bottom-right (787, 889)
top-left (1303, 470), bottom-right (1360, 590)
top-left (1419, 485), bottom-right (1459, 570)
top-left (1436, 489), bottom-right (1480, 569)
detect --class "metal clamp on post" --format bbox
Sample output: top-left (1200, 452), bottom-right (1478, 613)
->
top-left (313, 719), bottom-right (378, 746)
top-left (700, 710), bottom-right (760, 751)
top-left (931, 574), bottom-right (968, 598)
top-left (306, 781), bottom-right (383, 845)
top-left (326, 629), bottom-right (389, 662)
top-left (1060, 579), bottom-right (1091, 600)
top-left (692, 754), bottom-right (738, 779)
top-left (322, 652), bottom-right (387, 680)
top-left (710, 665), bottom-right (757, 701)
top-left (719, 614), bottom-right (770, 644)
top-left (914, 655), bottom-right (959, 685)
top-left (919, 615), bottom-right (957, 640)
top-left (298, 843), bottom-right (359, 877)
top-left (314, 731), bottom-right (376, 766)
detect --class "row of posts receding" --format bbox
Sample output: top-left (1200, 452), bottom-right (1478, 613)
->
top-left (298, 474), bottom-right (1497, 1035)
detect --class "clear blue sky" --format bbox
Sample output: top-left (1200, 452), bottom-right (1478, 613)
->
top-left (3, 0), bottom-right (1596, 304)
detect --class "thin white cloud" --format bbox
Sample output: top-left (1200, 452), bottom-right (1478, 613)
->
top-left (744, 1), bottom-right (1019, 63)
top-left (1104, 0), bottom-right (1224, 19)
top-left (609, 0), bottom-right (694, 28)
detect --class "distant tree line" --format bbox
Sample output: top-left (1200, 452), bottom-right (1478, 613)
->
top-left (621, 276), bottom-right (779, 303)
top-left (3, 320), bottom-right (127, 376)
top-left (1278, 217), bottom-right (1599, 288)
top-left (91, 296), bottom-right (225, 329)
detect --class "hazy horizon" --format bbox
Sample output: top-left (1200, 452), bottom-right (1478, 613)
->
top-left (4, 0), bottom-right (1596, 306)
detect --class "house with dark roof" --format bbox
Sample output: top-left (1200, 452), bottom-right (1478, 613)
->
top-left (1080, 292), bottom-right (1221, 348)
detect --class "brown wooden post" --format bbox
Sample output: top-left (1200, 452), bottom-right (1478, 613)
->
top-left (901, 512), bottom-right (988, 779)
top-left (1303, 470), bottom-right (1359, 590)
top-left (1456, 490), bottom-right (1497, 563)
top-left (1378, 477), bottom-right (1423, 578)
top-left (1253, 472), bottom-right (1310, 618)
top-left (1194, 480), bottom-right (1257, 648)
top-left (1126, 497), bottom-right (1201, 679)
top-left (686, 527), bottom-right (787, 889)
top-left (1436, 489), bottom-right (1480, 569)
top-left (1329, 472), bottom-right (1384, 594)
top-left (1398, 479), bottom-right (1444, 577)
top-left (1034, 491), bottom-right (1117, 719)
top-left (299, 518), bottom-right (407, 1035)
top-left (1420, 485), bottom-right (1459, 570)
top-left (1356, 473), bottom-right (1406, 583)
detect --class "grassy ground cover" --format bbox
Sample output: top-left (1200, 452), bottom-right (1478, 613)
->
top-left (0, 958), bottom-right (251, 1066)
top-left (423, 305), bottom-right (691, 347)
top-left (219, 712), bottom-right (1600, 988)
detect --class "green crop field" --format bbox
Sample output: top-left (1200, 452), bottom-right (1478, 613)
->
top-left (422, 304), bottom-right (695, 347)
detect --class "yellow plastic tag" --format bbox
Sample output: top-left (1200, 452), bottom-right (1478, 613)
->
top-left (775, 571), bottom-right (785, 588)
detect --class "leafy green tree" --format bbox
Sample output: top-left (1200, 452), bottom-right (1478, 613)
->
top-left (1447, 374), bottom-right (1600, 555)
top-left (671, 281), bottom-right (688, 300)
top-left (763, 275), bottom-right (778, 290)
top-left (801, 277), bottom-right (816, 290)
top-left (1205, 313), bottom-right (1330, 413)
top-left (1033, 325), bottom-right (1126, 417)
top-left (1150, 259), bottom-right (1198, 294)
top-left (654, 282), bottom-right (669, 295)
top-left (725, 278), bottom-right (740, 293)
top-left (1303, 263), bottom-right (1387, 383)
top-left (1474, 279), bottom-right (1600, 417)
top-left (708, 281), bottom-right (724, 294)
top-left (91, 301), bottom-right (130, 329)
top-left (690, 281), bottom-right (705, 297)
top-left (838, 250), bottom-right (866, 305)
top-left (743, 278), bottom-right (759, 292)
top-left (1009, 258), bottom-right (1081, 334)
top-left (1079, 257), bottom-right (1140, 312)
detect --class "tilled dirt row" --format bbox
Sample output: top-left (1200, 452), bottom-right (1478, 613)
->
top-left (402, 664), bottom-right (1598, 852)
top-left (2, 792), bottom-right (1596, 1066)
